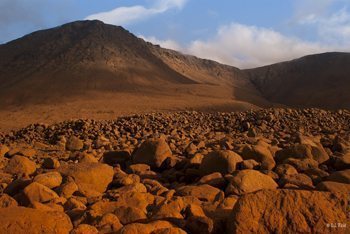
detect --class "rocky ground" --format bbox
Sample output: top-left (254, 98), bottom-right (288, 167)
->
top-left (0, 108), bottom-right (349, 233)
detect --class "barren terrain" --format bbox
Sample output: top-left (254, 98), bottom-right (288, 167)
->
top-left (0, 20), bottom-right (349, 234)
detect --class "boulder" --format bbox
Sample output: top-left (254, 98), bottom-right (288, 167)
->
top-left (22, 182), bottom-right (59, 205)
top-left (176, 184), bottom-right (223, 203)
top-left (71, 224), bottom-right (99, 234)
top-left (241, 143), bottom-right (276, 170)
top-left (199, 150), bottom-right (243, 175)
top-left (185, 216), bottom-right (214, 234)
top-left (298, 135), bottom-right (329, 163)
top-left (274, 164), bottom-right (298, 177)
top-left (226, 169), bottom-right (278, 195)
top-left (0, 194), bottom-right (18, 208)
top-left (151, 197), bottom-right (185, 220)
top-left (59, 162), bottom-right (113, 194)
top-left (279, 173), bottom-right (314, 189)
top-left (103, 150), bottom-right (131, 166)
top-left (198, 172), bottom-right (226, 189)
top-left (276, 144), bottom-right (327, 164)
top-left (0, 207), bottom-right (72, 233)
top-left (118, 220), bottom-right (176, 234)
top-left (4, 155), bottom-right (36, 175)
top-left (326, 169), bottom-right (350, 184)
top-left (42, 157), bottom-right (61, 169)
top-left (0, 145), bottom-right (9, 157)
top-left (334, 151), bottom-right (350, 170)
top-left (95, 213), bottom-right (123, 233)
top-left (33, 171), bottom-right (62, 189)
top-left (114, 206), bottom-right (147, 225)
top-left (66, 136), bottom-right (84, 151)
top-left (283, 158), bottom-right (318, 172)
top-left (316, 181), bottom-right (350, 193)
top-left (133, 138), bottom-right (172, 168)
top-left (227, 190), bottom-right (348, 233)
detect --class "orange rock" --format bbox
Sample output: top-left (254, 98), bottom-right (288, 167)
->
top-left (0, 207), bottom-right (73, 233)
top-left (133, 138), bottom-right (172, 168)
top-left (4, 155), bottom-right (37, 176)
top-left (0, 194), bottom-right (18, 208)
top-left (33, 171), bottom-right (62, 189)
top-left (199, 150), bottom-right (243, 175)
top-left (176, 184), bottom-right (223, 203)
top-left (22, 182), bottom-right (59, 205)
top-left (59, 162), bottom-right (113, 194)
top-left (226, 169), bottom-right (278, 195)
top-left (227, 190), bottom-right (348, 233)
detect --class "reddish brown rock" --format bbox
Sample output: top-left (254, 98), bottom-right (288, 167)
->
top-left (0, 207), bottom-right (73, 233)
top-left (176, 184), bottom-right (223, 203)
top-left (4, 155), bottom-right (37, 175)
top-left (71, 224), bottom-right (99, 234)
top-left (227, 190), bottom-right (348, 233)
top-left (199, 150), bottom-right (243, 175)
top-left (226, 169), bottom-right (278, 196)
top-left (22, 182), bottom-right (59, 205)
top-left (59, 162), bottom-right (113, 194)
top-left (0, 194), bottom-right (18, 208)
top-left (33, 171), bottom-right (62, 189)
top-left (133, 138), bottom-right (172, 168)
top-left (241, 142), bottom-right (276, 170)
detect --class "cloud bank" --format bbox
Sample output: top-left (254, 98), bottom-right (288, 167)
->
top-left (140, 0), bottom-right (350, 68)
top-left (85, 0), bottom-right (187, 25)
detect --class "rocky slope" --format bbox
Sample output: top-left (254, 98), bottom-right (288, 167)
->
top-left (245, 52), bottom-right (350, 109)
top-left (0, 109), bottom-right (349, 233)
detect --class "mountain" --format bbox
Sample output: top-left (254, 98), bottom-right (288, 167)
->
top-left (244, 52), bottom-right (350, 109)
top-left (0, 20), bottom-right (350, 131)
top-left (0, 20), bottom-right (267, 109)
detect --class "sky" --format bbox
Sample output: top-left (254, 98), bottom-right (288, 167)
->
top-left (1, 0), bottom-right (350, 68)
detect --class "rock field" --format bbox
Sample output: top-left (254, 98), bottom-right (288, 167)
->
top-left (0, 108), bottom-right (349, 233)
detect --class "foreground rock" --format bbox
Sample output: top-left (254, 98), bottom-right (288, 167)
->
top-left (133, 138), bottom-right (172, 168)
top-left (227, 190), bottom-right (348, 233)
top-left (59, 162), bottom-right (114, 195)
top-left (0, 109), bottom-right (349, 233)
top-left (226, 169), bottom-right (278, 195)
top-left (0, 207), bottom-right (73, 233)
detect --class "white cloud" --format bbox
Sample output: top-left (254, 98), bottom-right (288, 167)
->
top-left (299, 8), bottom-right (350, 44)
top-left (141, 22), bottom-right (350, 69)
top-left (85, 0), bottom-right (187, 25)
top-left (139, 35), bottom-right (182, 51)
top-left (186, 23), bottom-right (337, 68)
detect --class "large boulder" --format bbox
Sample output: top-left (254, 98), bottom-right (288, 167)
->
top-left (4, 155), bottom-right (36, 175)
top-left (276, 139), bottom-right (329, 164)
top-left (326, 169), bottom-right (350, 184)
top-left (0, 194), bottom-right (18, 208)
top-left (0, 207), bottom-right (73, 233)
top-left (199, 150), bottom-right (243, 175)
top-left (241, 142), bottom-right (276, 170)
top-left (298, 135), bottom-right (329, 163)
top-left (176, 184), bottom-right (223, 203)
top-left (316, 181), bottom-right (350, 193)
top-left (33, 171), bottom-right (62, 189)
top-left (59, 162), bottom-right (113, 194)
top-left (227, 190), bottom-right (348, 233)
top-left (22, 182), bottom-right (59, 205)
top-left (0, 145), bottom-right (9, 157)
top-left (133, 138), bottom-right (172, 168)
top-left (226, 169), bottom-right (278, 195)
top-left (66, 136), bottom-right (84, 151)
top-left (118, 220), bottom-right (181, 234)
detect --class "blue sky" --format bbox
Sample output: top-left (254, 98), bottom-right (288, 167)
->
top-left (1, 0), bottom-right (350, 68)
